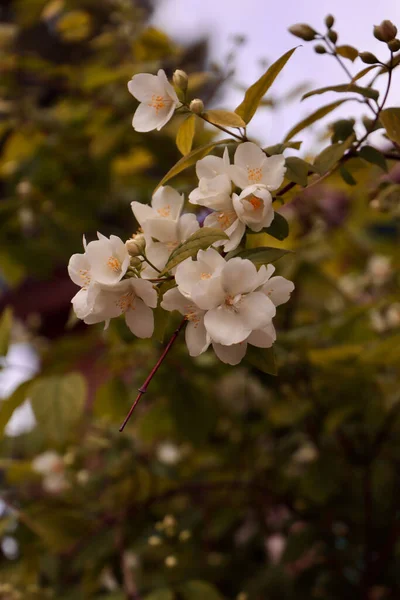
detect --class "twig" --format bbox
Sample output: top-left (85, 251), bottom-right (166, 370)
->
top-left (119, 319), bottom-right (186, 431)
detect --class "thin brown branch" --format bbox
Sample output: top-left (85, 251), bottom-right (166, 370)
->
top-left (119, 318), bottom-right (186, 431)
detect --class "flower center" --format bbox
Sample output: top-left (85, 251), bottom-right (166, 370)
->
top-left (245, 194), bottom-right (263, 210)
top-left (200, 272), bottom-right (211, 280)
top-left (185, 306), bottom-right (200, 325)
top-left (157, 205), bottom-right (171, 218)
top-left (149, 94), bottom-right (167, 114)
top-left (224, 293), bottom-right (242, 311)
top-left (107, 256), bottom-right (122, 272)
top-left (79, 268), bottom-right (91, 288)
top-left (217, 210), bottom-right (237, 230)
top-left (116, 290), bottom-right (135, 312)
top-left (247, 166), bottom-right (263, 183)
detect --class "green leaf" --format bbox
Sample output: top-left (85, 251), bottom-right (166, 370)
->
top-left (358, 145), bottom-right (388, 172)
top-left (144, 590), bottom-right (174, 600)
top-left (263, 212), bottom-right (289, 241)
top-left (335, 45), bottom-right (358, 61)
top-left (204, 109), bottom-right (246, 128)
top-left (176, 114), bottom-right (196, 155)
top-left (94, 377), bottom-right (128, 423)
top-left (235, 47), bottom-right (298, 124)
top-left (313, 136), bottom-right (355, 175)
top-left (380, 108), bottom-right (400, 145)
top-left (285, 156), bottom-right (311, 186)
top-left (30, 373), bottom-right (86, 444)
top-left (0, 306), bottom-right (13, 356)
top-left (339, 164), bottom-right (357, 185)
top-left (161, 228), bottom-right (228, 274)
top-left (0, 379), bottom-right (34, 434)
top-left (284, 100), bottom-right (348, 141)
top-left (229, 247), bottom-right (292, 266)
top-left (264, 141), bottom-right (302, 154)
top-left (246, 346), bottom-right (277, 376)
top-left (179, 580), bottom-right (224, 600)
top-left (351, 65), bottom-right (379, 83)
top-left (302, 84), bottom-right (379, 101)
top-left (155, 139), bottom-right (233, 191)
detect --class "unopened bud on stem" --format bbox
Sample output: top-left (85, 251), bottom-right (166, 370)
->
top-left (126, 233), bottom-right (145, 257)
top-left (325, 15), bottom-right (334, 29)
top-left (288, 23), bottom-right (317, 41)
top-left (388, 38), bottom-right (400, 52)
top-left (359, 51), bottom-right (379, 64)
top-left (189, 98), bottom-right (204, 114)
top-left (314, 44), bottom-right (327, 54)
top-left (374, 20), bottom-right (397, 43)
top-left (173, 69), bottom-right (188, 91)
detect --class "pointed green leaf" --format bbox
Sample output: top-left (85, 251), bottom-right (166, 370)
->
top-left (339, 164), bottom-right (357, 185)
top-left (161, 228), bottom-right (228, 275)
top-left (0, 379), bottom-right (34, 434)
top-left (335, 45), bottom-right (358, 62)
top-left (0, 307), bottom-right (13, 356)
top-left (264, 141), bottom-right (302, 154)
top-left (263, 212), bottom-right (289, 240)
top-left (285, 156), bottom-right (311, 186)
top-left (302, 84), bottom-right (379, 101)
top-left (154, 139), bottom-right (234, 191)
top-left (358, 145), bottom-right (388, 172)
top-left (284, 100), bottom-right (348, 141)
top-left (235, 47), bottom-right (298, 124)
top-left (228, 247), bottom-right (292, 266)
top-left (30, 373), bottom-right (86, 443)
top-left (246, 346), bottom-right (277, 375)
top-left (176, 114), bottom-right (196, 155)
top-left (380, 108), bottom-right (400, 145)
top-left (313, 136), bottom-right (355, 175)
top-left (351, 65), bottom-right (379, 83)
top-left (204, 109), bottom-right (246, 128)
top-left (179, 581), bottom-right (224, 600)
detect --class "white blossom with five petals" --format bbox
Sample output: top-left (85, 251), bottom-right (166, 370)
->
top-left (230, 142), bottom-right (286, 191)
top-left (128, 69), bottom-right (179, 132)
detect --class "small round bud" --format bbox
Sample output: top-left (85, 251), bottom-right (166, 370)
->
top-left (359, 51), bottom-right (379, 64)
top-left (173, 69), bottom-right (188, 91)
top-left (327, 29), bottom-right (338, 44)
top-left (325, 15), bottom-right (334, 29)
top-left (148, 535), bottom-right (162, 546)
top-left (388, 38), bottom-right (400, 52)
top-left (314, 44), bottom-right (327, 54)
top-left (165, 555), bottom-right (177, 568)
top-left (374, 20), bottom-right (397, 43)
top-left (189, 98), bottom-right (204, 114)
top-left (288, 23), bottom-right (317, 41)
top-left (125, 233), bottom-right (145, 257)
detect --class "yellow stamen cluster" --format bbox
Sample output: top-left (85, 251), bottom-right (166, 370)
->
top-left (247, 166), bottom-right (263, 183)
top-left (149, 94), bottom-right (166, 114)
top-left (107, 256), bottom-right (122, 272)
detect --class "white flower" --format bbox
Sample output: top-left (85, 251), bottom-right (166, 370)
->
top-left (85, 278), bottom-right (157, 338)
top-left (212, 322), bottom-right (276, 365)
top-left (189, 148), bottom-right (232, 210)
top-left (131, 186), bottom-right (184, 241)
top-left (232, 184), bottom-right (274, 232)
top-left (161, 287), bottom-right (210, 356)
top-left (32, 451), bottom-right (67, 494)
top-left (128, 69), bottom-right (179, 132)
top-left (203, 208), bottom-right (246, 252)
top-left (258, 265), bottom-right (295, 307)
top-left (174, 248), bottom-right (226, 309)
top-left (196, 257), bottom-right (277, 345)
top-left (84, 233), bottom-right (130, 286)
top-left (142, 213), bottom-right (199, 278)
top-left (68, 235), bottom-right (91, 290)
top-left (230, 142), bottom-right (286, 191)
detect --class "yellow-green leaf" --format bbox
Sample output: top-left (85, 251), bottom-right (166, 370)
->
top-left (0, 306), bottom-right (12, 356)
top-left (235, 47), bottom-right (298, 124)
top-left (56, 10), bottom-right (92, 42)
top-left (335, 45), bottom-right (358, 62)
top-left (285, 156), bottom-right (311, 186)
top-left (228, 247), bottom-right (292, 266)
top-left (351, 65), bottom-right (379, 83)
top-left (176, 114), bottom-right (196, 155)
top-left (302, 84), bottom-right (379, 101)
top-left (380, 108), bottom-right (400, 145)
top-left (265, 141), bottom-right (302, 154)
top-left (154, 139), bottom-right (234, 192)
top-left (313, 136), bottom-right (355, 175)
top-left (161, 228), bottom-right (228, 274)
top-left (0, 379), bottom-right (34, 434)
top-left (284, 100), bottom-right (348, 141)
top-left (246, 346), bottom-right (277, 376)
top-left (203, 109), bottom-right (246, 128)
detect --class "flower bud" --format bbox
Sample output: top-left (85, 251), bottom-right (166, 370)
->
top-left (374, 20), bottom-right (397, 43)
top-left (314, 44), bottom-right (327, 54)
top-left (288, 23), bottom-right (317, 41)
top-left (388, 38), bottom-right (400, 52)
top-left (125, 233), bottom-right (145, 257)
top-left (173, 69), bottom-right (188, 91)
top-left (359, 51), bottom-right (379, 64)
top-left (325, 15), bottom-right (334, 29)
top-left (189, 98), bottom-right (204, 114)
top-left (327, 29), bottom-right (338, 44)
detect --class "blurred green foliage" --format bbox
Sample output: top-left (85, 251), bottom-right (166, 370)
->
top-left (0, 2), bottom-right (400, 599)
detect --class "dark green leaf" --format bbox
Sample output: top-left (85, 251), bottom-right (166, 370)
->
top-left (302, 84), bottom-right (379, 101)
top-left (359, 145), bottom-right (388, 172)
top-left (246, 346), bottom-right (277, 376)
top-left (285, 156), bottom-right (311, 186)
top-left (228, 247), bottom-right (292, 266)
top-left (284, 100), bottom-right (348, 141)
top-left (313, 136), bottom-right (355, 175)
top-left (0, 379), bottom-right (34, 434)
top-left (161, 228), bottom-right (228, 274)
top-left (263, 212), bottom-right (289, 241)
top-left (179, 580), bottom-right (224, 600)
top-left (144, 590), bottom-right (174, 600)
top-left (339, 165), bottom-right (357, 185)
top-left (235, 47), bottom-right (298, 124)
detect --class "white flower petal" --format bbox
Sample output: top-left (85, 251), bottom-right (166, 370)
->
top-left (247, 323), bottom-right (276, 348)
top-left (132, 102), bottom-right (171, 133)
top-left (152, 186), bottom-right (184, 220)
top-left (185, 318), bottom-right (210, 356)
top-left (143, 218), bottom-right (178, 242)
top-left (261, 276), bottom-right (295, 306)
top-left (204, 306), bottom-right (251, 345)
top-left (161, 287), bottom-right (190, 314)
top-left (196, 154), bottom-right (228, 179)
top-left (238, 292), bottom-right (276, 331)
top-left (221, 258), bottom-right (259, 295)
top-left (125, 298), bottom-right (154, 338)
top-left (262, 154), bottom-right (286, 191)
top-left (128, 73), bottom-right (165, 102)
top-left (68, 253), bottom-right (91, 288)
top-left (234, 142), bottom-right (265, 169)
top-left (131, 279), bottom-right (158, 308)
top-left (131, 201), bottom-right (154, 227)
top-left (178, 213), bottom-right (199, 242)
top-left (212, 341), bottom-right (247, 365)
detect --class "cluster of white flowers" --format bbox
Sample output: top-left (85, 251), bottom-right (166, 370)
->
top-left (67, 69), bottom-right (294, 366)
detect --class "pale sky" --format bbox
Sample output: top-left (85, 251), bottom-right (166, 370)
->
top-left (153, 0), bottom-right (400, 151)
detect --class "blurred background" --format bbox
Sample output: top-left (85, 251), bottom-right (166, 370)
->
top-left (0, 1), bottom-right (399, 599)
